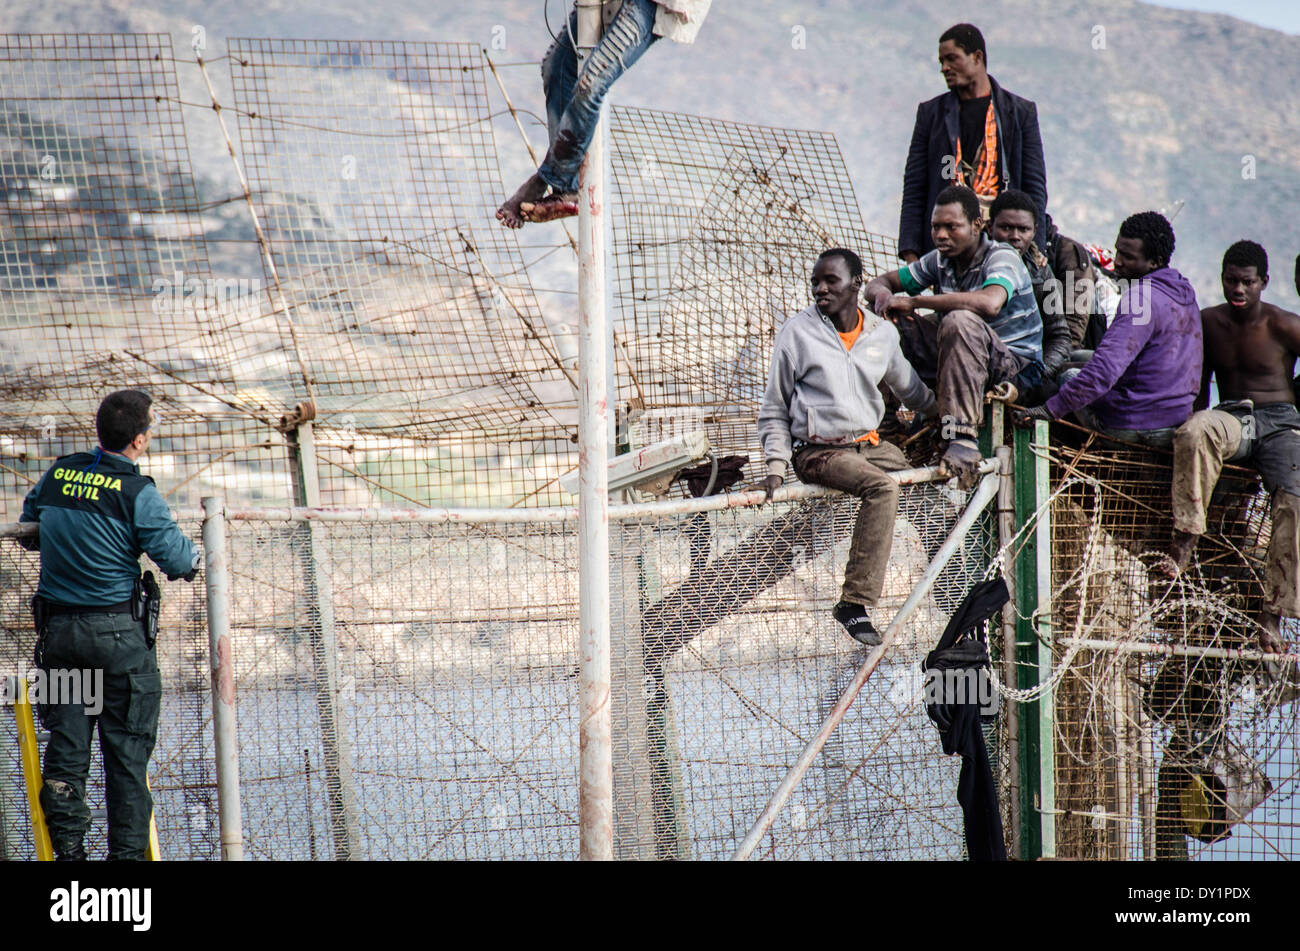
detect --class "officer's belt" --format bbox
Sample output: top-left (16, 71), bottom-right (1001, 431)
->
top-left (40, 598), bottom-right (134, 617)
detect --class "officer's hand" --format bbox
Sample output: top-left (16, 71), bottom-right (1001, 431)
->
top-left (763, 474), bottom-right (784, 504)
top-left (939, 440), bottom-right (983, 491)
top-left (1013, 404), bottom-right (1053, 428)
top-left (168, 568), bottom-right (199, 583)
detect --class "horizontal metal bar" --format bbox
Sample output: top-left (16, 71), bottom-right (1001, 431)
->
top-left (0, 462), bottom-right (994, 534)
top-left (1059, 636), bottom-right (1298, 664)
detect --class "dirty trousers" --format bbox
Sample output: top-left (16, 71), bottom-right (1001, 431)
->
top-left (793, 440), bottom-right (909, 607)
top-left (894, 310), bottom-right (1027, 439)
top-left (1171, 404), bottom-right (1300, 617)
top-left (37, 611), bottom-right (161, 860)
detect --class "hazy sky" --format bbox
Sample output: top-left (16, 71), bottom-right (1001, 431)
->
top-left (1150, 0), bottom-right (1300, 34)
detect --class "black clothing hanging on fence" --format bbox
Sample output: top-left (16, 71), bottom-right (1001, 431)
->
top-left (922, 577), bottom-right (1009, 861)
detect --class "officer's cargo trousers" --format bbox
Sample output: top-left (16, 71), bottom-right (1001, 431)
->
top-left (37, 611), bottom-right (161, 861)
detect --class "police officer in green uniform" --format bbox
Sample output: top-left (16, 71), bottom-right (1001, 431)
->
top-left (20, 390), bottom-right (199, 860)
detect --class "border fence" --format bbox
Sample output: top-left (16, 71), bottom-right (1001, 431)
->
top-left (3, 467), bottom-right (1006, 861)
top-left (7, 428), bottom-right (1294, 860)
top-left (1, 31), bottom-right (1297, 861)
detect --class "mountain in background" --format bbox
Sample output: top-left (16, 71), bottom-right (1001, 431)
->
top-left (7, 0), bottom-right (1300, 308)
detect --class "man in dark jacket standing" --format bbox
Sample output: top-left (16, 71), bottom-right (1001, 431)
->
top-left (898, 23), bottom-right (1048, 263)
top-left (20, 390), bottom-right (199, 860)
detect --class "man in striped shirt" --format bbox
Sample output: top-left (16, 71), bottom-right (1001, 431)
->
top-left (864, 184), bottom-right (1044, 488)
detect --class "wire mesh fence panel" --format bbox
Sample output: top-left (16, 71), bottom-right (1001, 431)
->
top-left (0, 519), bottom-right (217, 860)
top-left (225, 39), bottom-right (579, 509)
top-left (608, 486), bottom-right (1000, 860)
top-left (1, 36), bottom-right (591, 517)
top-left (0, 34), bottom-right (292, 521)
top-left (221, 515), bottom-right (580, 860)
top-left (209, 477), bottom-right (997, 861)
top-left (608, 106), bottom-right (902, 473)
top-left (1045, 432), bottom-right (1300, 861)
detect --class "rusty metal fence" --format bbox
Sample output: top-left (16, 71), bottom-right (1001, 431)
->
top-left (1, 471), bottom-right (1003, 861)
top-left (6, 443), bottom-right (1298, 861)
top-left (1044, 431), bottom-right (1300, 861)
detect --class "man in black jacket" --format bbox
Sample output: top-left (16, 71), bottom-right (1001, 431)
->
top-left (985, 189), bottom-right (1113, 405)
top-left (898, 23), bottom-right (1048, 263)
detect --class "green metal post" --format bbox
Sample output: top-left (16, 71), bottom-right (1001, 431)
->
top-left (1013, 420), bottom-right (1055, 858)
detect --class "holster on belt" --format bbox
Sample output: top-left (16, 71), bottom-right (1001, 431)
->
top-left (132, 571), bottom-right (162, 648)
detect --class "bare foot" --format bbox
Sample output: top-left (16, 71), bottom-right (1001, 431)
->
top-left (1257, 611), bottom-right (1285, 655)
top-left (496, 173), bottom-right (548, 229)
top-left (520, 192), bottom-right (578, 223)
top-left (1152, 530), bottom-right (1198, 579)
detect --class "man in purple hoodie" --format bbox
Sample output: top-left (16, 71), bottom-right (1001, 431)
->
top-left (1018, 212), bottom-right (1201, 447)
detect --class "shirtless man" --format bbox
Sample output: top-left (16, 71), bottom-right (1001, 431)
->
top-left (1165, 241), bottom-right (1300, 653)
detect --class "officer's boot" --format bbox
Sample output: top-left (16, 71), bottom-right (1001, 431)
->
top-left (52, 837), bottom-right (87, 861)
top-left (40, 779), bottom-right (92, 861)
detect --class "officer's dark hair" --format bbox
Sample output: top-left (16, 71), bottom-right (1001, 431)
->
top-left (935, 184), bottom-right (982, 224)
top-left (988, 189), bottom-right (1039, 226)
top-left (1118, 211), bottom-right (1175, 269)
top-left (817, 247), bottom-right (863, 281)
top-left (1222, 240), bottom-right (1268, 281)
top-left (939, 23), bottom-right (987, 66)
top-left (97, 390), bottom-right (153, 452)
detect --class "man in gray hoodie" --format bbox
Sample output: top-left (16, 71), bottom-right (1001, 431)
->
top-left (759, 249), bottom-right (937, 645)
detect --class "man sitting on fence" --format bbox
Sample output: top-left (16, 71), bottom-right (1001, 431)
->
top-left (1016, 212), bottom-right (1201, 449)
top-left (759, 248), bottom-right (937, 646)
top-left (987, 189), bottom-right (1106, 369)
top-left (984, 189), bottom-right (1073, 398)
top-left (1161, 241), bottom-right (1300, 654)
top-left (864, 184), bottom-right (1044, 489)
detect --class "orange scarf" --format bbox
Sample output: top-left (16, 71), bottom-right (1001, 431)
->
top-left (954, 100), bottom-right (999, 202)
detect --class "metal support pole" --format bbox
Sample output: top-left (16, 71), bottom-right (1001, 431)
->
top-left (1013, 420), bottom-right (1055, 858)
top-left (1137, 680), bottom-right (1157, 859)
top-left (1112, 663), bottom-right (1130, 859)
top-left (202, 497), bottom-right (244, 861)
top-left (732, 466), bottom-right (1001, 860)
top-left (281, 403), bottom-right (361, 859)
top-left (576, 0), bottom-right (613, 862)
top-left (995, 445), bottom-right (1021, 859)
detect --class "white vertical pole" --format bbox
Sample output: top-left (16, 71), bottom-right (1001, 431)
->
top-left (576, 0), bottom-right (613, 861)
top-left (202, 496), bottom-right (245, 861)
